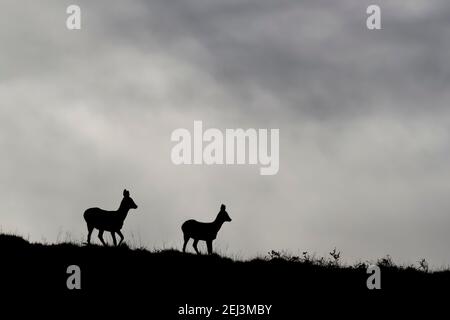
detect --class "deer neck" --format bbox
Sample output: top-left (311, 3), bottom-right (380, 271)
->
top-left (212, 215), bottom-right (225, 233)
top-left (117, 201), bottom-right (130, 221)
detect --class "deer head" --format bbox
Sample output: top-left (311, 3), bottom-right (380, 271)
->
top-left (120, 189), bottom-right (138, 211)
top-left (217, 204), bottom-right (232, 222)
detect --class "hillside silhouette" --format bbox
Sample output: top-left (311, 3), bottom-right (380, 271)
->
top-left (1, 233), bottom-right (448, 315)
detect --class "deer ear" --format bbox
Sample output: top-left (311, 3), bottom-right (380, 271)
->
top-left (123, 189), bottom-right (130, 197)
top-left (221, 204), bottom-right (226, 210)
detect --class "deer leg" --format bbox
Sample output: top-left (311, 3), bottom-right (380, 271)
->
top-left (98, 230), bottom-right (107, 246)
top-left (117, 230), bottom-right (124, 246)
top-left (193, 239), bottom-right (200, 254)
top-left (183, 234), bottom-right (190, 253)
top-left (111, 232), bottom-right (117, 246)
top-left (87, 225), bottom-right (94, 244)
top-left (206, 240), bottom-right (213, 255)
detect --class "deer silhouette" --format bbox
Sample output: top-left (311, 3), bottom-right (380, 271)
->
top-left (182, 204), bottom-right (232, 255)
top-left (83, 189), bottom-right (138, 246)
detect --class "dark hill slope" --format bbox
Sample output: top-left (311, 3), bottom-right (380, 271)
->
top-left (0, 234), bottom-right (448, 315)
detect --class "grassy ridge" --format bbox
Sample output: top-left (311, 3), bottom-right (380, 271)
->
top-left (0, 232), bottom-right (449, 313)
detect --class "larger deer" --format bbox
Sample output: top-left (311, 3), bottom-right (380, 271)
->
top-left (182, 204), bottom-right (232, 255)
top-left (83, 189), bottom-right (138, 246)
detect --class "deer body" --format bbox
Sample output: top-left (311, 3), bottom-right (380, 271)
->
top-left (84, 189), bottom-right (138, 246)
top-left (182, 204), bottom-right (232, 254)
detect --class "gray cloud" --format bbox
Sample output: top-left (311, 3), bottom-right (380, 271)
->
top-left (1, 0), bottom-right (450, 266)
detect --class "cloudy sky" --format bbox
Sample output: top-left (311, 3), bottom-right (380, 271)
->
top-left (1, 0), bottom-right (450, 266)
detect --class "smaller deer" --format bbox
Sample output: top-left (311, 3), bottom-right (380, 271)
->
top-left (83, 189), bottom-right (138, 246)
top-left (182, 204), bottom-right (232, 255)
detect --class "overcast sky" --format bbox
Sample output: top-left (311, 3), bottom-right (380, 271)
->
top-left (1, 0), bottom-right (450, 267)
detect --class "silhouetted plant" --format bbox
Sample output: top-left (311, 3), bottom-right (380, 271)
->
top-left (302, 251), bottom-right (310, 262)
top-left (267, 249), bottom-right (345, 267)
top-left (353, 261), bottom-right (369, 270)
top-left (268, 250), bottom-right (281, 259)
top-left (418, 258), bottom-right (429, 273)
top-left (301, 251), bottom-right (320, 265)
top-left (267, 250), bottom-right (299, 262)
top-left (329, 247), bottom-right (341, 266)
top-left (377, 255), bottom-right (394, 268)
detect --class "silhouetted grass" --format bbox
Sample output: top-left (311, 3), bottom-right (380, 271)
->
top-left (0, 232), bottom-right (449, 309)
